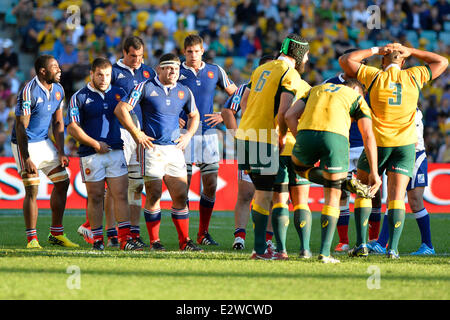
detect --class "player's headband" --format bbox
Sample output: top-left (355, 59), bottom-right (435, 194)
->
top-left (280, 37), bottom-right (309, 55)
top-left (159, 60), bottom-right (181, 68)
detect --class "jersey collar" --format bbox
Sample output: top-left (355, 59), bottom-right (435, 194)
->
top-left (35, 76), bottom-right (53, 100)
top-left (154, 76), bottom-right (177, 94)
top-left (384, 63), bottom-right (401, 72)
top-left (117, 59), bottom-right (141, 76)
top-left (182, 61), bottom-right (205, 76)
top-left (87, 82), bottom-right (111, 100)
top-left (338, 73), bottom-right (345, 83)
top-left (277, 56), bottom-right (296, 69)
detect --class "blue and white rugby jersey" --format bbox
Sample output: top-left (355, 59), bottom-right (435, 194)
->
top-left (66, 83), bottom-right (127, 157)
top-left (123, 77), bottom-right (197, 146)
top-left (111, 59), bottom-right (156, 124)
top-left (178, 61), bottom-right (234, 134)
top-left (12, 76), bottom-right (65, 144)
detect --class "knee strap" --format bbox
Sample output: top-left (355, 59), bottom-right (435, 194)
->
top-left (323, 178), bottom-right (346, 190)
top-left (47, 170), bottom-right (69, 184)
top-left (128, 176), bottom-right (144, 206)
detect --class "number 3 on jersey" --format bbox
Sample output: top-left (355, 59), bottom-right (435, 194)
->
top-left (254, 70), bottom-right (271, 92)
top-left (388, 82), bottom-right (402, 105)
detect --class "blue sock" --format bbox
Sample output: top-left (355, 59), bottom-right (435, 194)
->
top-left (377, 213), bottom-right (389, 247)
top-left (415, 208), bottom-right (433, 248)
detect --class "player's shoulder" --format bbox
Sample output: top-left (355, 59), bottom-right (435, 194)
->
top-left (53, 82), bottom-right (65, 94)
top-left (110, 84), bottom-right (128, 96)
top-left (176, 81), bottom-right (193, 96)
top-left (323, 73), bottom-right (345, 84)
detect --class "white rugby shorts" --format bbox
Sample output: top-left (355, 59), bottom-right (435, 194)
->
top-left (184, 133), bottom-right (220, 164)
top-left (140, 144), bottom-right (187, 180)
top-left (80, 149), bottom-right (128, 182)
top-left (12, 139), bottom-right (61, 176)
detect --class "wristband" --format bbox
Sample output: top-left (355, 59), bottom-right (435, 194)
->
top-left (371, 47), bottom-right (379, 55)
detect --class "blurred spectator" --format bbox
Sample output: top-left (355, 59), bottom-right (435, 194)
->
top-left (1, 0), bottom-right (447, 162)
top-left (257, 0), bottom-right (280, 23)
top-left (0, 99), bottom-right (9, 124)
top-left (434, 0), bottom-right (450, 27)
top-left (0, 39), bottom-right (18, 73)
top-left (237, 26), bottom-right (262, 58)
top-left (235, 0), bottom-right (257, 25)
top-left (195, 6), bottom-right (211, 34)
top-left (436, 133), bottom-right (450, 163)
top-left (214, 3), bottom-right (233, 31)
top-left (59, 41), bottom-right (79, 72)
top-left (37, 20), bottom-right (58, 55)
top-left (11, 0), bottom-right (34, 41)
top-left (351, 2), bottom-right (370, 28)
top-left (210, 26), bottom-right (234, 56)
top-left (153, 3), bottom-right (178, 35)
top-left (23, 6), bottom-right (47, 53)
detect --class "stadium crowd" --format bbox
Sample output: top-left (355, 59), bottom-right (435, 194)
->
top-left (0, 0), bottom-right (448, 162)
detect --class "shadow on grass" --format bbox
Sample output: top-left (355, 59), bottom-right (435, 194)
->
top-left (0, 262), bottom-right (449, 283)
top-left (1, 248), bottom-right (449, 265)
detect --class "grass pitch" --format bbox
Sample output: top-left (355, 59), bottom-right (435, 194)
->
top-left (0, 210), bottom-right (449, 300)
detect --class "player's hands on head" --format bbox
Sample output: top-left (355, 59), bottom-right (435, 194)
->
top-left (95, 141), bottom-right (111, 154)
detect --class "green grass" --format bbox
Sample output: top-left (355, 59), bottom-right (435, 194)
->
top-left (0, 210), bottom-right (449, 300)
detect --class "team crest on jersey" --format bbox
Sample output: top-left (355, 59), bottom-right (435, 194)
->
top-left (207, 71), bottom-right (214, 79)
top-left (85, 168), bottom-right (91, 175)
top-left (55, 92), bottom-right (61, 101)
top-left (131, 90), bottom-right (141, 99)
top-left (70, 108), bottom-right (79, 116)
top-left (115, 93), bottom-right (121, 101)
top-left (143, 70), bottom-right (150, 78)
top-left (232, 95), bottom-right (241, 104)
top-left (178, 91), bottom-right (185, 99)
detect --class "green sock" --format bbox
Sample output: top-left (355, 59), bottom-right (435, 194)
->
top-left (354, 198), bottom-right (372, 246)
top-left (293, 205), bottom-right (311, 251)
top-left (272, 204), bottom-right (290, 253)
top-left (320, 206), bottom-right (339, 256)
top-left (387, 201), bottom-right (405, 253)
top-left (251, 204), bottom-right (269, 255)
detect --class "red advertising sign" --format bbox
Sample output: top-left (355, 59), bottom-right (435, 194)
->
top-left (0, 157), bottom-right (449, 213)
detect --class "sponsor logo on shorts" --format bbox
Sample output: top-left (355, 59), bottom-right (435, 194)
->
top-left (418, 174), bottom-right (425, 183)
top-left (392, 166), bottom-right (409, 173)
top-left (324, 166), bottom-right (343, 170)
